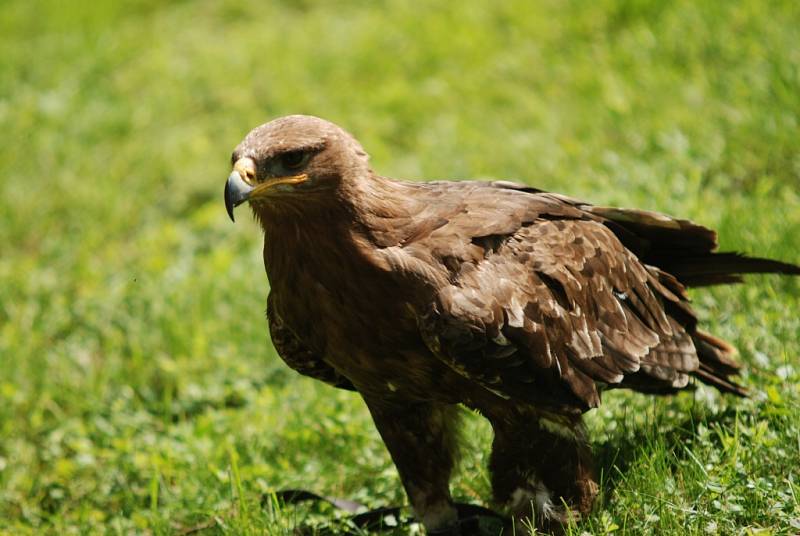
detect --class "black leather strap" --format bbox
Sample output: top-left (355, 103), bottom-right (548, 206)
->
top-left (266, 489), bottom-right (508, 535)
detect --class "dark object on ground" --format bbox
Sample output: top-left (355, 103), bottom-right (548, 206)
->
top-left (224, 115), bottom-right (800, 534)
top-left (265, 488), bottom-right (506, 535)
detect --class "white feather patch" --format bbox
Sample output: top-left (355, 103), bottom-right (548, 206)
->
top-left (508, 478), bottom-right (558, 521)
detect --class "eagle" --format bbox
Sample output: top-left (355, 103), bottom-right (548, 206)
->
top-left (223, 115), bottom-right (799, 534)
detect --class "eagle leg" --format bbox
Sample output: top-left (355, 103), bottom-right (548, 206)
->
top-left (488, 413), bottom-right (598, 535)
top-left (364, 398), bottom-right (462, 534)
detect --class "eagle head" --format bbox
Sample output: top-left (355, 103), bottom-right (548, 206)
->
top-left (224, 114), bottom-right (369, 221)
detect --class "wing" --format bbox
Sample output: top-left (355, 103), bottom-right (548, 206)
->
top-left (267, 294), bottom-right (355, 391)
top-left (375, 183), bottom-right (738, 413)
top-left (491, 182), bottom-right (800, 286)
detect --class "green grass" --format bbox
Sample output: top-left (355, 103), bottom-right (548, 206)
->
top-left (2, 0), bottom-right (799, 534)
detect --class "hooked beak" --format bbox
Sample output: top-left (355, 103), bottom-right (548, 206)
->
top-left (224, 157), bottom-right (309, 222)
top-left (224, 171), bottom-right (253, 222)
top-left (224, 158), bottom-right (256, 222)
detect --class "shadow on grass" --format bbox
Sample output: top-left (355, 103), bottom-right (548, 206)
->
top-left (592, 403), bottom-right (741, 502)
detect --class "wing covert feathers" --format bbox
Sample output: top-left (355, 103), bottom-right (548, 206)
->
top-left (400, 182), bottom-right (789, 411)
top-left (267, 296), bottom-right (355, 391)
top-left (494, 185), bottom-right (800, 285)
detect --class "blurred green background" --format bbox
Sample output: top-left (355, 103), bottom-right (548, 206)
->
top-left (1, 0), bottom-right (799, 534)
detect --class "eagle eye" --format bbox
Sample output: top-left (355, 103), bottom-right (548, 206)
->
top-left (279, 150), bottom-right (310, 172)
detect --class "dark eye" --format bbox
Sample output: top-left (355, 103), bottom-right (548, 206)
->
top-left (279, 150), bottom-right (309, 171)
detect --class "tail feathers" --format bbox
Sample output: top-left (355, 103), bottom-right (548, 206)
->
top-left (583, 204), bottom-right (800, 288)
top-left (664, 252), bottom-right (800, 287)
top-left (692, 330), bottom-right (747, 397)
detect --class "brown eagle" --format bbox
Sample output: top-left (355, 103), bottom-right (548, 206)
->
top-left (224, 115), bottom-right (799, 534)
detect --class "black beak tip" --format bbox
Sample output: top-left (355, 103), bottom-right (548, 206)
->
top-left (225, 170), bottom-right (255, 223)
top-left (224, 183), bottom-right (236, 222)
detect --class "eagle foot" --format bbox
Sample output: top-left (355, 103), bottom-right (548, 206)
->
top-left (498, 474), bottom-right (598, 535)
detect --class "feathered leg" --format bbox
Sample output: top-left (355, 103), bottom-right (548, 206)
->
top-left (488, 413), bottom-right (598, 535)
top-left (364, 398), bottom-right (462, 534)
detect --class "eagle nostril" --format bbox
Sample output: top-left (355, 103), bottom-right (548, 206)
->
top-left (233, 157), bottom-right (258, 185)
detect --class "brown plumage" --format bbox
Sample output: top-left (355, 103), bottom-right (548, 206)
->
top-left (224, 115), bottom-right (800, 534)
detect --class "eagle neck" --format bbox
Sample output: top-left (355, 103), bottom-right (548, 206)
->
top-left (259, 173), bottom-right (419, 299)
top-left (340, 173), bottom-right (424, 246)
top-left (260, 201), bottom-right (355, 284)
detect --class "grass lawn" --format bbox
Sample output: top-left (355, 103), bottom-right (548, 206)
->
top-left (2, 0), bottom-right (799, 534)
